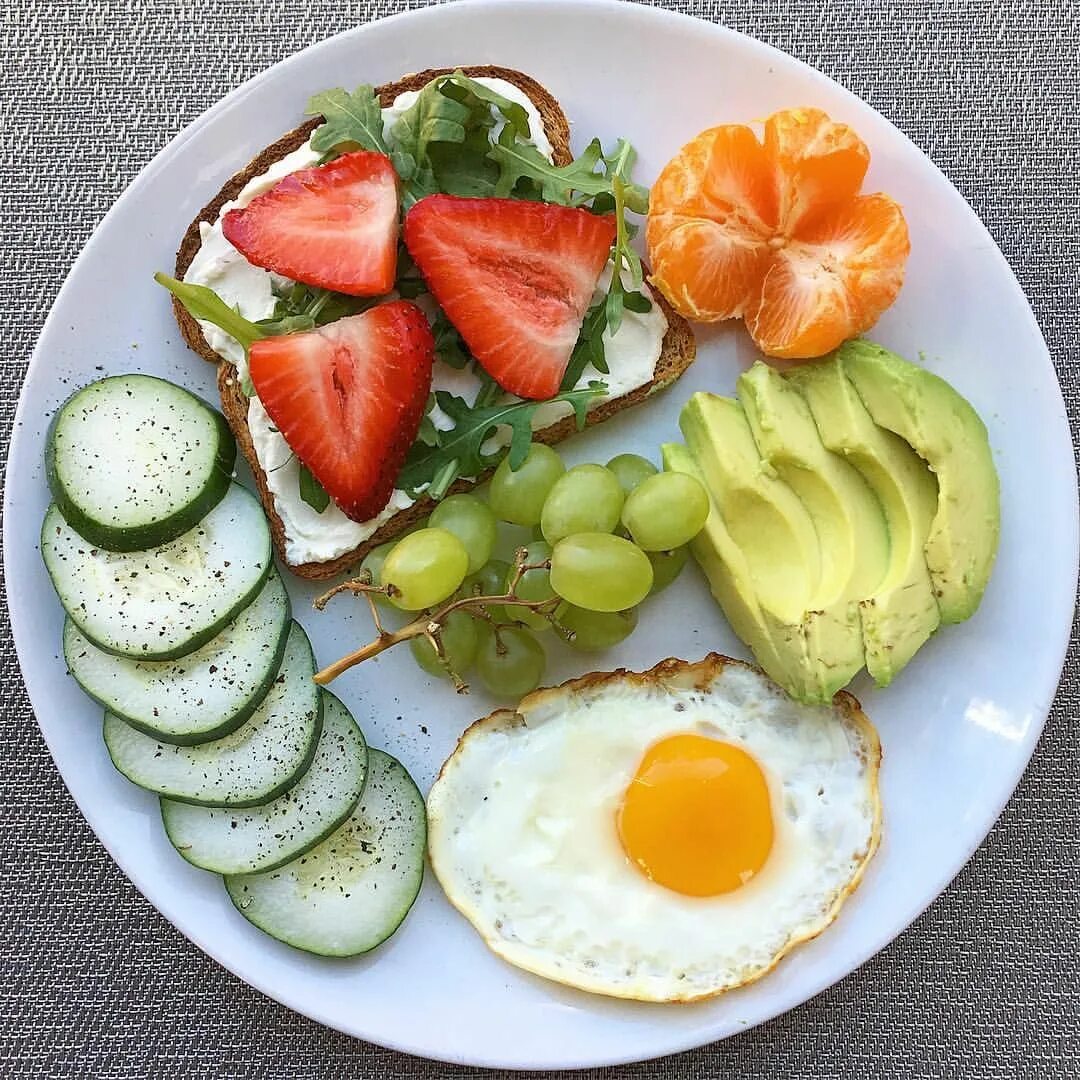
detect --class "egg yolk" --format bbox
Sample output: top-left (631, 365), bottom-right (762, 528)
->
top-left (617, 733), bottom-right (774, 897)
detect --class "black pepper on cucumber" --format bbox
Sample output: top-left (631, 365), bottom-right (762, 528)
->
top-left (42, 481), bottom-right (271, 661)
top-left (63, 567), bottom-right (291, 745)
top-left (45, 374), bottom-right (236, 552)
top-left (225, 749), bottom-right (426, 957)
top-left (103, 621), bottom-right (321, 807)
top-left (161, 690), bottom-right (368, 875)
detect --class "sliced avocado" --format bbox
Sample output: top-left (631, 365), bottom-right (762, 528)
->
top-left (661, 442), bottom-right (804, 696)
top-left (677, 392), bottom-right (861, 704)
top-left (680, 394), bottom-right (820, 621)
top-left (739, 360), bottom-right (889, 682)
top-left (787, 357), bottom-right (941, 684)
top-left (839, 341), bottom-right (1000, 624)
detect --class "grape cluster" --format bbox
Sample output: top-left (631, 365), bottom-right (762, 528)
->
top-left (360, 444), bottom-right (709, 699)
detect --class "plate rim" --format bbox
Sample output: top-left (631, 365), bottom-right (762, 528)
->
top-left (5, 0), bottom-right (1078, 1067)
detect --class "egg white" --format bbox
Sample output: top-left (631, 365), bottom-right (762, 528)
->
top-left (427, 655), bottom-right (882, 1002)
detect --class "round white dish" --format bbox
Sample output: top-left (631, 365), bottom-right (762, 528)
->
top-left (5, 0), bottom-right (1077, 1068)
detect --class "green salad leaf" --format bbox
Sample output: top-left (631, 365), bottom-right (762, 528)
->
top-left (298, 463), bottom-right (331, 512)
top-left (155, 274), bottom-right (267, 352)
top-left (156, 275), bottom-right (371, 349)
top-left (561, 299), bottom-right (609, 391)
top-left (306, 85), bottom-right (390, 158)
top-left (398, 382), bottom-right (607, 500)
top-left (395, 246), bottom-right (428, 298)
top-left (389, 82), bottom-right (471, 202)
top-left (388, 72), bottom-right (532, 207)
top-left (266, 282), bottom-right (373, 327)
top-left (491, 133), bottom-right (601, 203)
top-left (431, 311), bottom-right (470, 370)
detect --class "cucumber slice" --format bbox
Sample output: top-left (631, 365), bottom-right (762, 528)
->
top-left (64, 568), bottom-right (291, 745)
top-left (42, 482), bottom-right (271, 660)
top-left (103, 622), bottom-right (321, 806)
top-left (225, 749), bottom-right (425, 956)
top-left (46, 374), bottom-right (236, 551)
top-left (161, 691), bottom-right (368, 874)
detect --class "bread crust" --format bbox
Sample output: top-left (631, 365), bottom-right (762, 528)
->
top-left (174, 66), bottom-right (696, 579)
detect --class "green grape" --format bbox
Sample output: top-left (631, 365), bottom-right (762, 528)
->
top-left (461, 558), bottom-right (511, 622)
top-left (606, 453), bottom-right (658, 495)
top-left (540, 464), bottom-right (625, 543)
top-left (359, 540), bottom-right (397, 606)
top-left (409, 609), bottom-right (480, 679)
top-left (462, 558), bottom-right (510, 599)
top-left (489, 443), bottom-right (565, 526)
top-left (621, 472), bottom-right (710, 551)
top-left (381, 527), bottom-right (469, 611)
top-left (429, 494), bottom-right (497, 574)
top-left (648, 545), bottom-right (689, 594)
top-left (476, 625), bottom-right (546, 698)
top-left (505, 540), bottom-right (554, 631)
top-left (550, 533), bottom-right (654, 612)
top-left (555, 603), bottom-right (638, 651)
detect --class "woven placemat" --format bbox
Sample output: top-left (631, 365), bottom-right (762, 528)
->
top-left (2, 1), bottom-right (1077, 1076)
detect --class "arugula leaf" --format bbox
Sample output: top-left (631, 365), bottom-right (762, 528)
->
top-left (472, 367), bottom-right (503, 409)
top-left (426, 125), bottom-right (502, 198)
top-left (396, 277), bottom-right (428, 299)
top-left (268, 282), bottom-right (372, 327)
top-left (155, 274), bottom-right (369, 397)
top-left (561, 300), bottom-right (609, 391)
top-left (390, 72), bottom-right (538, 206)
top-left (155, 274), bottom-right (266, 351)
top-left (158, 274), bottom-right (375, 356)
top-left (432, 311), bottom-right (470, 369)
top-left (298, 463), bottom-right (331, 512)
top-left (390, 79), bottom-right (473, 205)
top-left (605, 169), bottom-right (649, 336)
top-left (416, 403), bottom-right (440, 448)
top-left (604, 139), bottom-right (650, 213)
top-left (442, 74), bottom-right (530, 140)
top-left (398, 383), bottom-right (607, 499)
top-left (487, 131), bottom-right (651, 212)
top-left (306, 85), bottom-right (389, 158)
top-left (490, 132), bottom-right (609, 204)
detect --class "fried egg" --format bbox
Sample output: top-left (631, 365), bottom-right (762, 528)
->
top-left (427, 655), bottom-right (881, 1002)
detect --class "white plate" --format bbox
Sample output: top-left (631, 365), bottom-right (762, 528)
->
top-left (5, 0), bottom-right (1077, 1068)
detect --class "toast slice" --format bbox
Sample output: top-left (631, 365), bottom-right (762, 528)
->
top-left (172, 65), bottom-right (696, 579)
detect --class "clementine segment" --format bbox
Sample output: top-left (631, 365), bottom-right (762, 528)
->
top-left (764, 107), bottom-right (869, 232)
top-left (646, 108), bottom-right (909, 359)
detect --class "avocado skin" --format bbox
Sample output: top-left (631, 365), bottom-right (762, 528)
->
top-left (839, 340), bottom-right (1000, 624)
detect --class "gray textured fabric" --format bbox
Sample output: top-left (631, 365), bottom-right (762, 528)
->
top-left (1, 0), bottom-right (1077, 1075)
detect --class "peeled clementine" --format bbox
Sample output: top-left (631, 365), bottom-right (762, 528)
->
top-left (646, 108), bottom-right (910, 359)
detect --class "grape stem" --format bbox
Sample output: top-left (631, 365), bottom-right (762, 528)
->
top-left (312, 548), bottom-right (558, 687)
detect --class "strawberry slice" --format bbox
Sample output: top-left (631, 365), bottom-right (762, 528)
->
top-left (403, 195), bottom-right (617, 399)
top-left (249, 301), bottom-right (435, 522)
top-left (223, 151), bottom-right (399, 297)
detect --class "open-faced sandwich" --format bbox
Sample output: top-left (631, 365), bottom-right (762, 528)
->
top-left (160, 66), bottom-right (695, 579)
